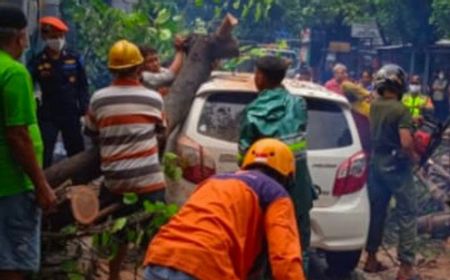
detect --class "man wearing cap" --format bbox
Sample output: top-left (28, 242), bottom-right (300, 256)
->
top-left (239, 56), bottom-right (315, 275)
top-left (29, 16), bottom-right (89, 167)
top-left (0, 5), bottom-right (56, 280)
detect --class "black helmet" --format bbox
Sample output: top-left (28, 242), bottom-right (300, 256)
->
top-left (373, 64), bottom-right (407, 97)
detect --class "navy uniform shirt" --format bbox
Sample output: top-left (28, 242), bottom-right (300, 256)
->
top-left (29, 48), bottom-right (89, 120)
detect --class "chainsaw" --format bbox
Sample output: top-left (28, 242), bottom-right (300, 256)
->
top-left (414, 114), bottom-right (450, 167)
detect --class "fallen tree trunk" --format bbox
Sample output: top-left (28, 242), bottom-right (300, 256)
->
top-left (164, 13), bottom-right (239, 152)
top-left (45, 147), bottom-right (101, 188)
top-left (418, 212), bottom-right (450, 238)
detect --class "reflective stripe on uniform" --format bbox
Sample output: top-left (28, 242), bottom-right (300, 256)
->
top-left (402, 94), bottom-right (428, 118)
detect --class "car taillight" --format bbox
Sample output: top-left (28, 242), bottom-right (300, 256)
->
top-left (333, 151), bottom-right (368, 196)
top-left (176, 135), bottom-right (216, 184)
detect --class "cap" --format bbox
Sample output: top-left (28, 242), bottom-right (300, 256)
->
top-left (0, 5), bottom-right (27, 30)
top-left (40, 16), bottom-right (69, 33)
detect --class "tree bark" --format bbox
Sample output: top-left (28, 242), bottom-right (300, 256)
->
top-left (163, 13), bottom-right (239, 151)
top-left (44, 147), bottom-right (101, 188)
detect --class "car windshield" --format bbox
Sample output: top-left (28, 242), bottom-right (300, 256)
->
top-left (197, 91), bottom-right (353, 149)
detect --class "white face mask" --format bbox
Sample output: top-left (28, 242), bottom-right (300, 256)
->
top-left (439, 73), bottom-right (445, 79)
top-left (409, 84), bottom-right (421, 93)
top-left (46, 37), bottom-right (65, 51)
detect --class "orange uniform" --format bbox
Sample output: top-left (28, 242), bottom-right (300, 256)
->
top-left (144, 170), bottom-right (305, 280)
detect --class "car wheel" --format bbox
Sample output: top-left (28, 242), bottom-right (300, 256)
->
top-left (325, 250), bottom-right (362, 277)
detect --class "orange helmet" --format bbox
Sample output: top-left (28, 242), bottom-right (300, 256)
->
top-left (40, 16), bottom-right (69, 33)
top-left (242, 138), bottom-right (295, 177)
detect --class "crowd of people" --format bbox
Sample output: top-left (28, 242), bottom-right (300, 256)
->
top-left (0, 4), bottom-right (446, 280)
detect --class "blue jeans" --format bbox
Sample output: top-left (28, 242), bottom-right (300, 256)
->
top-left (144, 265), bottom-right (196, 280)
top-left (0, 192), bottom-right (42, 272)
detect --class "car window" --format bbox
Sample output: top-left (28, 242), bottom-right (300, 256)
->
top-left (306, 98), bottom-right (353, 149)
top-left (197, 92), bottom-right (256, 142)
top-left (197, 91), bottom-right (353, 149)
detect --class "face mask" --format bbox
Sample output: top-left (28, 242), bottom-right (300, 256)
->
top-left (439, 73), bottom-right (445, 79)
top-left (409, 84), bottom-right (421, 93)
top-left (46, 37), bottom-right (65, 51)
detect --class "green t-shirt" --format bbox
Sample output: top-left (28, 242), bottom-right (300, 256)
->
top-left (370, 98), bottom-right (412, 153)
top-left (0, 50), bottom-right (43, 197)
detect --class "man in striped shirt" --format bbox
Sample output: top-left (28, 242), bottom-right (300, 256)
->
top-left (85, 40), bottom-right (165, 280)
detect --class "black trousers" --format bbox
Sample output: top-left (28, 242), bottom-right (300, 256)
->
top-left (39, 117), bottom-right (85, 168)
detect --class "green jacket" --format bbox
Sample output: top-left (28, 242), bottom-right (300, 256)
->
top-left (239, 87), bottom-right (314, 214)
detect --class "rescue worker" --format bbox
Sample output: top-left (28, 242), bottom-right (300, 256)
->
top-left (402, 75), bottom-right (434, 124)
top-left (85, 40), bottom-right (166, 280)
top-left (364, 65), bottom-right (420, 280)
top-left (29, 17), bottom-right (89, 167)
top-left (143, 138), bottom-right (306, 280)
top-left (239, 56), bottom-right (314, 274)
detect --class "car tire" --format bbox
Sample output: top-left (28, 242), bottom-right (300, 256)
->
top-left (325, 250), bottom-right (362, 276)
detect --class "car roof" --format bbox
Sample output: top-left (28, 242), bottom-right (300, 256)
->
top-left (197, 71), bottom-right (350, 107)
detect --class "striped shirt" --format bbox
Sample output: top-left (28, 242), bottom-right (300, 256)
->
top-left (85, 79), bottom-right (165, 194)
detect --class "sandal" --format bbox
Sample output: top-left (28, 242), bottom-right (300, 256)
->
top-left (363, 260), bottom-right (389, 273)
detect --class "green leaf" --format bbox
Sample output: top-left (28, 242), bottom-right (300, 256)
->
top-left (242, 5), bottom-right (250, 18)
top-left (166, 204), bottom-right (179, 216)
top-left (60, 224), bottom-right (77, 235)
top-left (155, 9), bottom-right (171, 25)
top-left (111, 217), bottom-right (127, 233)
top-left (254, 3), bottom-right (262, 22)
top-left (135, 230), bottom-right (144, 246)
top-left (144, 200), bottom-right (156, 213)
top-left (101, 231), bottom-right (111, 247)
top-left (233, 0), bottom-right (241, 10)
top-left (195, 0), bottom-right (204, 7)
top-left (159, 29), bottom-right (172, 41)
top-left (123, 193), bottom-right (138, 205)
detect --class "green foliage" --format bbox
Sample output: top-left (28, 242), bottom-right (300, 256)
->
top-left (163, 152), bottom-right (183, 182)
top-left (431, 0), bottom-right (450, 37)
top-left (92, 200), bottom-right (179, 259)
top-left (62, 0), bottom-right (182, 89)
top-left (123, 192), bottom-right (139, 205)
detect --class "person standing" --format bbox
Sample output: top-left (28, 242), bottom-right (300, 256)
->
top-left (431, 70), bottom-right (449, 122)
top-left (143, 139), bottom-right (305, 280)
top-left (402, 75), bottom-right (434, 124)
top-left (239, 56), bottom-right (314, 274)
top-left (84, 40), bottom-right (166, 280)
top-left (324, 63), bottom-right (348, 95)
top-left (364, 65), bottom-right (420, 280)
top-left (0, 5), bottom-right (57, 280)
top-left (29, 16), bottom-right (89, 167)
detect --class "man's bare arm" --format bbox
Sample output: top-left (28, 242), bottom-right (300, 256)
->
top-left (168, 51), bottom-right (184, 76)
top-left (6, 126), bottom-right (56, 210)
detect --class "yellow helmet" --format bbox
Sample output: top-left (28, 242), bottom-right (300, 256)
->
top-left (108, 40), bottom-right (144, 70)
top-left (242, 138), bottom-right (295, 177)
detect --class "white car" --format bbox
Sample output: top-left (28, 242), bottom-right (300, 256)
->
top-left (172, 72), bottom-right (370, 274)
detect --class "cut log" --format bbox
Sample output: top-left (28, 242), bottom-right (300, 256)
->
top-left (67, 186), bottom-right (100, 225)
